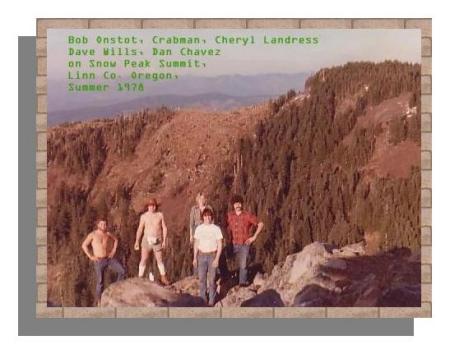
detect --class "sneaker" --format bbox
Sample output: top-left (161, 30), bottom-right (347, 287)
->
top-left (148, 272), bottom-right (155, 282)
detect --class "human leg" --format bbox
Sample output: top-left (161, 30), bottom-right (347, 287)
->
top-left (197, 254), bottom-right (208, 303)
top-left (207, 255), bottom-right (217, 305)
top-left (236, 244), bottom-right (250, 285)
top-left (94, 259), bottom-right (107, 303)
top-left (139, 247), bottom-right (150, 277)
top-left (154, 248), bottom-right (169, 285)
top-left (154, 248), bottom-right (166, 276)
top-left (107, 258), bottom-right (125, 281)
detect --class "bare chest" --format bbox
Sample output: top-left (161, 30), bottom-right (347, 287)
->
top-left (143, 213), bottom-right (162, 229)
top-left (91, 233), bottom-right (109, 248)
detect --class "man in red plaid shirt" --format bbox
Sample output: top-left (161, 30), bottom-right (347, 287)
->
top-left (226, 194), bottom-right (264, 286)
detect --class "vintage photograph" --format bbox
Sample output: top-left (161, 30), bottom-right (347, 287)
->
top-left (46, 29), bottom-right (422, 308)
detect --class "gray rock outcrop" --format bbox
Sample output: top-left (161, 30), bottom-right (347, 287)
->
top-left (101, 240), bottom-right (420, 308)
top-left (101, 277), bottom-right (205, 307)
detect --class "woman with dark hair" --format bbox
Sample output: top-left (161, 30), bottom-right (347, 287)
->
top-left (189, 192), bottom-right (213, 275)
top-left (192, 208), bottom-right (223, 306)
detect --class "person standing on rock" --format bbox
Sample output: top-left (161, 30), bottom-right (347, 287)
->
top-left (189, 192), bottom-right (213, 275)
top-left (134, 198), bottom-right (170, 285)
top-left (81, 219), bottom-right (126, 306)
top-left (226, 194), bottom-right (264, 287)
top-left (193, 208), bottom-right (223, 306)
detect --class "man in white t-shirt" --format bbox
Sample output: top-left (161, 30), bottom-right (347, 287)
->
top-left (193, 208), bottom-right (223, 306)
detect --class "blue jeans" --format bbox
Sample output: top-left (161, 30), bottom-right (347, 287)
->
top-left (198, 253), bottom-right (217, 305)
top-left (233, 244), bottom-right (250, 285)
top-left (94, 258), bottom-right (125, 301)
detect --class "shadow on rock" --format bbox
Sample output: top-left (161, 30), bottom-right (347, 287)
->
top-left (379, 284), bottom-right (421, 307)
top-left (167, 294), bottom-right (207, 307)
top-left (241, 289), bottom-right (284, 307)
top-left (293, 284), bottom-right (335, 307)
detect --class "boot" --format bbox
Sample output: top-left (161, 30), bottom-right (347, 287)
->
top-left (160, 274), bottom-right (170, 286)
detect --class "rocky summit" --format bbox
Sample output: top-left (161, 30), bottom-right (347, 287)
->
top-left (101, 241), bottom-right (420, 308)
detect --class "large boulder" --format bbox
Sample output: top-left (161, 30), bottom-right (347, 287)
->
top-left (254, 241), bottom-right (420, 308)
top-left (288, 242), bottom-right (332, 283)
top-left (255, 242), bottom-right (333, 305)
top-left (100, 277), bottom-right (205, 307)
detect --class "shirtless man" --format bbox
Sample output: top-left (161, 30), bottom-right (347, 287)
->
top-left (134, 198), bottom-right (170, 285)
top-left (81, 219), bottom-right (125, 306)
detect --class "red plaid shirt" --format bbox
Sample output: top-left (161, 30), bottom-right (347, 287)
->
top-left (227, 211), bottom-right (259, 245)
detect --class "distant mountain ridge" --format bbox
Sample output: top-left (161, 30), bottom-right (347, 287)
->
top-left (48, 92), bottom-right (271, 126)
top-left (48, 72), bottom-right (310, 125)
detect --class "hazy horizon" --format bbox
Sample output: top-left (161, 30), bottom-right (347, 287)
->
top-left (47, 29), bottom-right (421, 118)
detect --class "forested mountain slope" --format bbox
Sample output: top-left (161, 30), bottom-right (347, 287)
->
top-left (47, 61), bottom-right (421, 306)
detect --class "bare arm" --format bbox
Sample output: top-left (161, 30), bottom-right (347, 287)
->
top-left (108, 233), bottom-right (119, 258)
top-left (81, 233), bottom-right (96, 261)
top-left (193, 238), bottom-right (199, 267)
top-left (134, 216), bottom-right (144, 250)
top-left (254, 222), bottom-right (264, 239)
top-left (213, 239), bottom-right (223, 267)
top-left (245, 221), bottom-right (264, 245)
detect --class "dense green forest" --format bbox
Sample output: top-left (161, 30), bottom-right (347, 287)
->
top-left (47, 61), bottom-right (421, 306)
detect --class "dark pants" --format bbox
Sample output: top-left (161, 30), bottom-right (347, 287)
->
top-left (233, 244), bottom-right (250, 285)
top-left (94, 258), bottom-right (125, 301)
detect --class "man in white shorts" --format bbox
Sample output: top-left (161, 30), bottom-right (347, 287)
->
top-left (134, 198), bottom-right (170, 285)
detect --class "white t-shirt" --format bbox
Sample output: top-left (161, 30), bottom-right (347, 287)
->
top-left (194, 223), bottom-right (223, 253)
